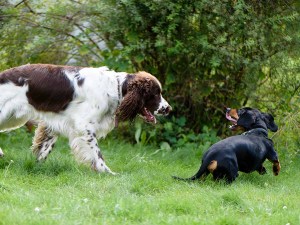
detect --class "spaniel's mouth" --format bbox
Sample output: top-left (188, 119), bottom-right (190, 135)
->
top-left (140, 107), bottom-right (156, 124)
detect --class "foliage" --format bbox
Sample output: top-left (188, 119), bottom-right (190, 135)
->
top-left (248, 56), bottom-right (300, 157)
top-left (95, 0), bottom-right (300, 132)
top-left (0, 0), bottom-right (299, 154)
top-left (134, 117), bottom-right (220, 150)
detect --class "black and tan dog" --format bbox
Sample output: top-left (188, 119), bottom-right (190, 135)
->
top-left (173, 107), bottom-right (281, 183)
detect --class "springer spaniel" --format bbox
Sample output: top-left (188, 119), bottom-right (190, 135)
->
top-left (0, 64), bottom-right (171, 174)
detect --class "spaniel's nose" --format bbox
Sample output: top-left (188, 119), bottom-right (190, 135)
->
top-left (165, 105), bottom-right (172, 115)
top-left (158, 106), bottom-right (171, 115)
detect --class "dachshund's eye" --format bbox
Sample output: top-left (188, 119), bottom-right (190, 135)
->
top-left (238, 109), bottom-right (245, 116)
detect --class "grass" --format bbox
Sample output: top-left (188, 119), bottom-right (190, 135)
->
top-left (0, 128), bottom-right (299, 225)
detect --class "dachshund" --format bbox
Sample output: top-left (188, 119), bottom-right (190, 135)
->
top-left (173, 107), bottom-right (280, 183)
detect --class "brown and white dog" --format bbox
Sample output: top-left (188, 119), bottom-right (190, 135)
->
top-left (0, 64), bottom-right (171, 174)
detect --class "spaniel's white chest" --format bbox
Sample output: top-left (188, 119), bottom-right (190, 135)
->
top-left (89, 101), bottom-right (118, 138)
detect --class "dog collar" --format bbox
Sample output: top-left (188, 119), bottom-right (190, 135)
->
top-left (241, 128), bottom-right (268, 138)
top-left (115, 74), bottom-right (121, 128)
top-left (116, 75), bottom-right (121, 105)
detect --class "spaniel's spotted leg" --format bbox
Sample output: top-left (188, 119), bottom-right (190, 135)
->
top-left (31, 122), bottom-right (58, 161)
top-left (69, 130), bottom-right (115, 174)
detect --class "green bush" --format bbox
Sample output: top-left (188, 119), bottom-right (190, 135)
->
top-left (133, 116), bottom-right (220, 150)
top-left (0, 0), bottom-right (299, 155)
top-left (1, 0), bottom-right (299, 129)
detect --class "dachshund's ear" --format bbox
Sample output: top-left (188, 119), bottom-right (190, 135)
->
top-left (262, 113), bottom-right (278, 132)
top-left (237, 110), bottom-right (256, 130)
top-left (116, 90), bottom-right (143, 122)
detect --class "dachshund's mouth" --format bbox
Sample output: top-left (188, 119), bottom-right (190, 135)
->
top-left (140, 107), bottom-right (156, 124)
top-left (226, 112), bottom-right (238, 124)
top-left (226, 109), bottom-right (239, 130)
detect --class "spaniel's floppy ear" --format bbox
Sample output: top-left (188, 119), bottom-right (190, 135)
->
top-left (115, 74), bottom-right (155, 123)
top-left (116, 89), bottom-right (143, 122)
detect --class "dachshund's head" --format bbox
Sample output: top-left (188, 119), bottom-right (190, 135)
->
top-left (226, 107), bottom-right (278, 132)
top-left (116, 71), bottom-right (171, 124)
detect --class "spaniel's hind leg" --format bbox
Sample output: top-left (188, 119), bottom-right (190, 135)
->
top-left (32, 122), bottom-right (58, 161)
top-left (69, 130), bottom-right (115, 174)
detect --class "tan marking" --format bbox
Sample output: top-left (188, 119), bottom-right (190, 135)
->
top-left (228, 108), bottom-right (239, 120)
top-left (273, 161), bottom-right (281, 176)
top-left (232, 125), bottom-right (245, 132)
top-left (207, 160), bottom-right (218, 173)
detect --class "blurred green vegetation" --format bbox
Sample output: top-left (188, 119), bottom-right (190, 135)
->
top-left (0, 0), bottom-right (299, 155)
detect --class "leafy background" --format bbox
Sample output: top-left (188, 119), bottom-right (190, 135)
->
top-left (0, 0), bottom-right (299, 156)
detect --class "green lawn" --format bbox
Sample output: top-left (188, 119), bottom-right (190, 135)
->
top-left (0, 128), bottom-right (299, 225)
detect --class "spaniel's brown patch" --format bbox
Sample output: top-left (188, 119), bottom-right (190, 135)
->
top-left (0, 64), bottom-right (82, 112)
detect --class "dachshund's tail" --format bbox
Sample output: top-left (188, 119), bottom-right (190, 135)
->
top-left (172, 160), bottom-right (218, 181)
top-left (172, 164), bottom-right (208, 181)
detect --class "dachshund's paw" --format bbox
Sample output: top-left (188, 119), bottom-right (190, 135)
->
top-left (272, 161), bottom-right (281, 176)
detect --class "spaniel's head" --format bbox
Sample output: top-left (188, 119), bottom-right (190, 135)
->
top-left (226, 107), bottom-right (278, 132)
top-left (116, 71), bottom-right (171, 124)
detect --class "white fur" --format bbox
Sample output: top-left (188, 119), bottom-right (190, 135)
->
top-left (0, 83), bottom-right (32, 131)
top-left (154, 95), bottom-right (171, 115)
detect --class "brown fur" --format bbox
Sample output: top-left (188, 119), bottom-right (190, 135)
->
top-left (31, 122), bottom-right (51, 156)
top-left (0, 64), bottom-right (82, 112)
top-left (25, 121), bottom-right (36, 132)
top-left (273, 161), bottom-right (281, 176)
top-left (116, 72), bottom-right (162, 122)
top-left (228, 109), bottom-right (239, 120)
top-left (207, 160), bottom-right (218, 173)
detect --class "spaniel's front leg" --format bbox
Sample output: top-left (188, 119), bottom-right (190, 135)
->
top-left (69, 130), bottom-right (115, 174)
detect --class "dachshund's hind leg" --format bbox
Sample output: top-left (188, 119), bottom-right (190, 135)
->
top-left (257, 165), bottom-right (267, 175)
top-left (212, 161), bottom-right (238, 184)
